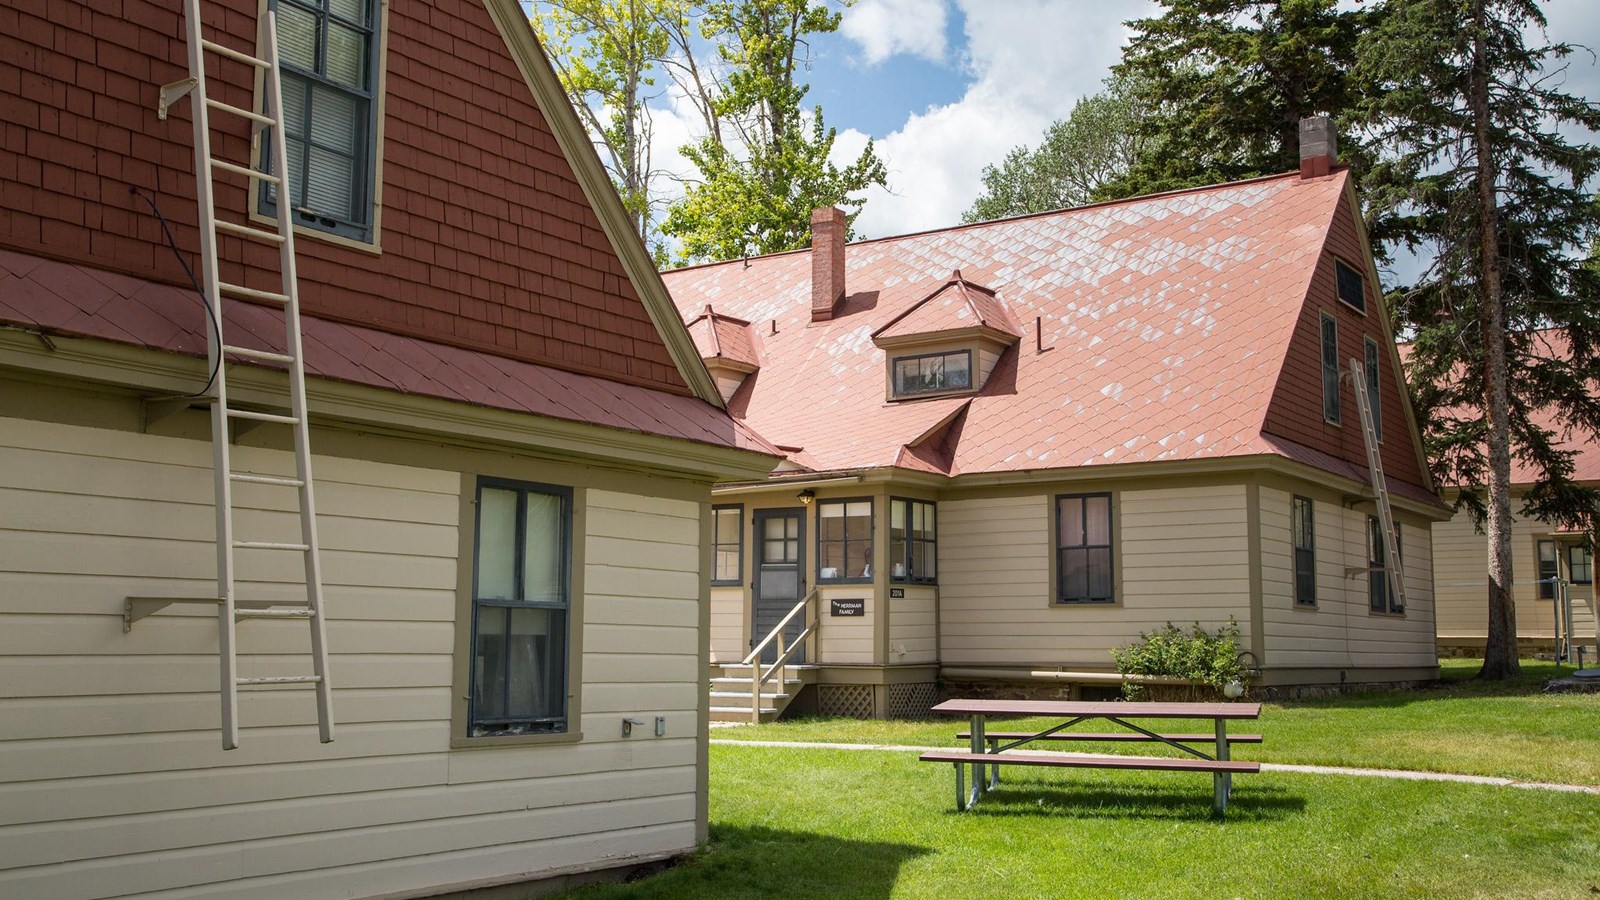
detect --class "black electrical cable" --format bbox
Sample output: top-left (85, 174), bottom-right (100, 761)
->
top-left (130, 185), bottom-right (222, 399)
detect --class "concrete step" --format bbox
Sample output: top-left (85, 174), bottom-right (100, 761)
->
top-left (710, 677), bottom-right (803, 689)
top-left (710, 706), bottom-right (778, 723)
top-left (709, 690), bottom-right (791, 701)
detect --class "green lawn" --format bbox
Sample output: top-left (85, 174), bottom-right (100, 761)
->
top-left (714, 659), bottom-right (1600, 786)
top-left (576, 745), bottom-right (1600, 898)
top-left (565, 660), bottom-right (1600, 898)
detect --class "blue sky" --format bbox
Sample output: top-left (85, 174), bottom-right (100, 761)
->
top-left (529, 0), bottom-right (1600, 271)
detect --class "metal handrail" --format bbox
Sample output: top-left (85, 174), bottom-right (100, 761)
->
top-left (740, 588), bottom-right (818, 723)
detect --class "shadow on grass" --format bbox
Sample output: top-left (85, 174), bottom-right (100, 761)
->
top-left (1268, 661), bottom-right (1574, 711)
top-left (574, 825), bottom-right (930, 899)
top-left (959, 776), bottom-right (1304, 823)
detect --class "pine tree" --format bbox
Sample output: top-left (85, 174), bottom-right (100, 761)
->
top-left (1357, 0), bottom-right (1600, 678)
top-left (1111, 0), bottom-right (1374, 196)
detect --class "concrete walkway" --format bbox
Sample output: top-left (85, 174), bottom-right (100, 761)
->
top-left (709, 738), bottom-right (1600, 796)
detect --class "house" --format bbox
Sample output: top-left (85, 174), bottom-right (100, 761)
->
top-left (0, 0), bottom-right (775, 897)
top-left (1421, 331), bottom-right (1599, 658)
top-left (662, 120), bottom-right (1451, 720)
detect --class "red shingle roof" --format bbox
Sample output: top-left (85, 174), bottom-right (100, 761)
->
top-left (685, 306), bottom-right (761, 368)
top-left (665, 170), bottom-right (1385, 479)
top-left (0, 249), bottom-right (775, 455)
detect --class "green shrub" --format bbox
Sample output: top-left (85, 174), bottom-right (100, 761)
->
top-left (1111, 618), bottom-right (1247, 700)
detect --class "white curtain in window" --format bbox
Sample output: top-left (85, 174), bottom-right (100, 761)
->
top-left (477, 488), bottom-right (518, 601)
top-left (523, 492), bottom-right (563, 603)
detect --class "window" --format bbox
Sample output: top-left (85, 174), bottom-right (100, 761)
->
top-left (1335, 259), bottom-right (1365, 313)
top-left (818, 499), bottom-right (873, 582)
top-left (1056, 493), bottom-right (1114, 604)
top-left (1368, 516), bottom-right (1402, 614)
top-left (469, 479), bottom-right (570, 736)
top-left (890, 498), bottom-right (937, 584)
top-left (1364, 337), bottom-right (1382, 441)
top-left (892, 350), bottom-right (972, 396)
top-left (1570, 544), bottom-right (1594, 585)
top-left (1537, 540), bottom-right (1559, 599)
top-left (1292, 495), bottom-right (1315, 606)
top-left (263, 0), bottom-right (380, 241)
top-left (711, 505), bottom-right (743, 586)
top-left (1320, 313), bottom-right (1340, 424)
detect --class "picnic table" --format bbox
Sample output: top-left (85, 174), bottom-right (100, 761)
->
top-left (921, 698), bottom-right (1263, 817)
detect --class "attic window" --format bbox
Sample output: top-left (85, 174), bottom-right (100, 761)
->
top-left (892, 350), bottom-right (972, 397)
top-left (1335, 259), bottom-right (1365, 313)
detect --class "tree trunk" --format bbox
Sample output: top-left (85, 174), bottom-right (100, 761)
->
top-left (1471, 0), bottom-right (1520, 679)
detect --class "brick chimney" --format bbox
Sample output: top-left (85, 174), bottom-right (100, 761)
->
top-left (810, 206), bottom-right (846, 323)
top-left (1299, 115), bottom-right (1338, 179)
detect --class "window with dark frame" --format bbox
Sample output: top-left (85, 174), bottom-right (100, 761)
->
top-left (1570, 544), bottom-right (1594, 585)
top-left (1336, 259), bottom-right (1365, 312)
top-left (1537, 540), bottom-right (1559, 599)
top-left (1368, 516), bottom-right (1402, 613)
top-left (818, 499), bottom-right (873, 582)
top-left (262, 0), bottom-right (380, 241)
top-left (890, 498), bottom-right (937, 584)
top-left (469, 478), bottom-right (570, 737)
top-left (1364, 337), bottom-right (1383, 441)
top-left (711, 505), bottom-right (743, 586)
top-left (1321, 313), bottom-right (1340, 424)
top-left (1292, 495), bottom-right (1316, 606)
top-left (1056, 493), bottom-right (1113, 604)
top-left (892, 350), bottom-right (973, 396)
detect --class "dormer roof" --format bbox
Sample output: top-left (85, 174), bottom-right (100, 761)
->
top-left (872, 270), bottom-right (1022, 345)
top-left (685, 306), bottom-right (760, 371)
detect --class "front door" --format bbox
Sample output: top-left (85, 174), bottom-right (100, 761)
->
top-left (752, 508), bottom-right (806, 664)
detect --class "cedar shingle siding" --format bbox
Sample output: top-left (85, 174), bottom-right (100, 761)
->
top-left (0, 0), bottom-right (688, 394)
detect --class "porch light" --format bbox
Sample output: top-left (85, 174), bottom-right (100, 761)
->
top-left (797, 489), bottom-right (815, 505)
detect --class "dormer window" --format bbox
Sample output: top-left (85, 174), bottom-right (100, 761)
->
top-left (893, 350), bottom-right (972, 396)
top-left (873, 270), bottom-right (1020, 401)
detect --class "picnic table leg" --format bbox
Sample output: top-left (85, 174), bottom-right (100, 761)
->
top-left (970, 714), bottom-right (987, 804)
top-left (1213, 718), bottom-right (1232, 817)
top-left (955, 761), bottom-right (967, 811)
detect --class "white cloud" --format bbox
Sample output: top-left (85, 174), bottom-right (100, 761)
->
top-left (852, 0), bottom-right (1157, 239)
top-left (840, 0), bottom-right (950, 66)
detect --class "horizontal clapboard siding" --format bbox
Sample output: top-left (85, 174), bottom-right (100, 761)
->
top-left (1258, 487), bottom-right (1437, 669)
top-left (938, 488), bottom-right (1252, 667)
top-left (0, 418), bottom-right (706, 898)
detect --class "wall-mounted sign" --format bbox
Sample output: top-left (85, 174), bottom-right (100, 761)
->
top-left (888, 588), bottom-right (905, 599)
top-left (830, 598), bottom-right (865, 617)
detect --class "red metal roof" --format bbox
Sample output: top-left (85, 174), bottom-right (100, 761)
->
top-left (874, 271), bottom-right (1021, 341)
top-left (685, 306), bottom-right (761, 368)
top-left (0, 249), bottom-right (774, 455)
top-left (1400, 330), bottom-right (1600, 485)
top-left (665, 170), bottom-right (1421, 487)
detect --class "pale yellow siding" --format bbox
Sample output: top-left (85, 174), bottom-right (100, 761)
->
top-left (0, 418), bottom-right (704, 899)
top-left (816, 584), bottom-right (876, 664)
top-left (939, 487), bottom-right (1253, 668)
top-left (888, 584), bottom-right (938, 664)
top-left (708, 585), bottom-right (745, 664)
top-left (1432, 500), bottom-right (1597, 646)
top-left (1258, 487), bottom-right (1437, 671)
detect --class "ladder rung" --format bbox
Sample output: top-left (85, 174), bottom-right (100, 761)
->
top-left (229, 472), bottom-right (305, 487)
top-left (225, 408), bottom-right (299, 425)
top-left (215, 219), bottom-right (286, 243)
top-left (210, 158), bottom-right (280, 185)
top-left (233, 540), bottom-right (311, 551)
top-left (201, 38), bottom-right (270, 69)
top-left (236, 608), bottom-right (316, 619)
top-left (217, 282), bottom-right (290, 306)
top-left (237, 675), bottom-right (322, 686)
top-left (205, 97), bottom-right (275, 127)
top-left (223, 344), bottom-right (295, 364)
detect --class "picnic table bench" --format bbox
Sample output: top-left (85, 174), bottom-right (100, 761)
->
top-left (922, 698), bottom-right (1262, 817)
